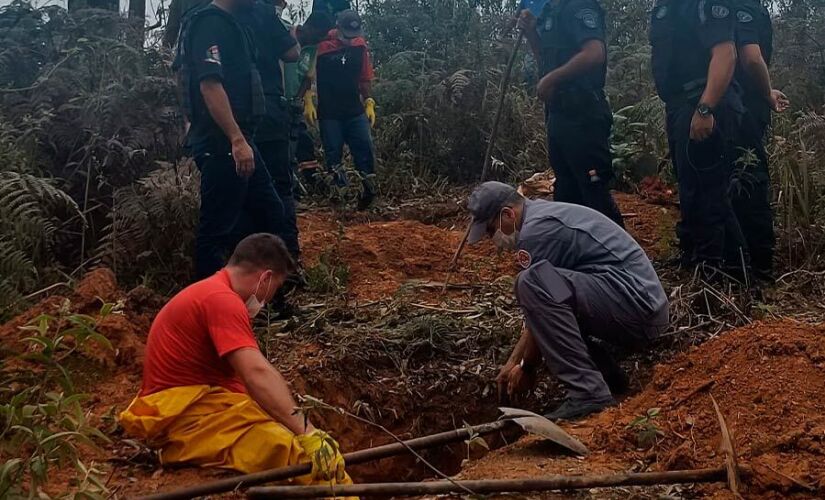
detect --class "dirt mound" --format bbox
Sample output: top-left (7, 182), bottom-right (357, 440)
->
top-left (300, 215), bottom-right (516, 301)
top-left (298, 193), bottom-right (676, 301)
top-left (0, 268), bottom-right (153, 370)
top-left (460, 320), bottom-right (825, 498)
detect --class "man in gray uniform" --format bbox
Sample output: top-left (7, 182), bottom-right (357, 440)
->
top-left (467, 182), bottom-right (669, 420)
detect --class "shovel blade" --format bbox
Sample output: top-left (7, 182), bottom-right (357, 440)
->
top-left (499, 407), bottom-right (590, 456)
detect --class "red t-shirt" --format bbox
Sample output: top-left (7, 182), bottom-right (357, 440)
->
top-left (140, 269), bottom-right (259, 396)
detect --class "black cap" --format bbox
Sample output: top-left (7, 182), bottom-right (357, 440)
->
top-left (467, 181), bottom-right (518, 244)
top-left (336, 9), bottom-right (363, 39)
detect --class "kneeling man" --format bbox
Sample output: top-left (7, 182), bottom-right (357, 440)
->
top-left (467, 182), bottom-right (669, 420)
top-left (120, 233), bottom-right (351, 486)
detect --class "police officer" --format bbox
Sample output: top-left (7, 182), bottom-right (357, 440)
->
top-left (733, 0), bottom-right (789, 281)
top-left (176, 0), bottom-right (288, 279)
top-left (466, 182), bottom-right (668, 420)
top-left (519, 0), bottom-right (624, 228)
top-left (649, 0), bottom-right (748, 275)
top-left (236, 0), bottom-right (302, 260)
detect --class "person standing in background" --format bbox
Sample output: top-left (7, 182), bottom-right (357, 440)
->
top-left (732, 0), bottom-right (789, 282)
top-left (312, 9), bottom-right (378, 210)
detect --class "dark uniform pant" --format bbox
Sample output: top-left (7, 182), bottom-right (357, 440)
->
top-left (516, 261), bottom-right (667, 402)
top-left (193, 136), bottom-right (287, 280)
top-left (257, 139), bottom-right (300, 258)
top-left (732, 102), bottom-right (774, 273)
top-left (666, 101), bottom-right (747, 266)
top-left (546, 99), bottom-right (624, 228)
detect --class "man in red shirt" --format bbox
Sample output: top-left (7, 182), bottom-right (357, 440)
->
top-left (120, 233), bottom-right (352, 487)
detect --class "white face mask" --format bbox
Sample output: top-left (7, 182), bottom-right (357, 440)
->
top-left (245, 274), bottom-right (272, 319)
top-left (492, 210), bottom-right (519, 251)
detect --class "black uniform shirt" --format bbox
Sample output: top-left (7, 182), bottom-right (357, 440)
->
top-left (536, 0), bottom-right (607, 92)
top-left (237, 1), bottom-right (297, 142)
top-left (185, 5), bottom-right (259, 142)
top-left (650, 0), bottom-right (736, 103)
top-left (734, 0), bottom-right (773, 108)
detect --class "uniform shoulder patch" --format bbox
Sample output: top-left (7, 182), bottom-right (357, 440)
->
top-left (517, 250), bottom-right (533, 269)
top-left (575, 8), bottom-right (599, 29)
top-left (737, 10), bottom-right (753, 23)
top-left (655, 5), bottom-right (668, 19)
top-left (205, 45), bottom-right (221, 65)
top-left (711, 4), bottom-right (730, 19)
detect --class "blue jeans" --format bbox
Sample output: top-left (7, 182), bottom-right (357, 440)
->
top-left (192, 136), bottom-right (287, 280)
top-left (319, 113), bottom-right (375, 197)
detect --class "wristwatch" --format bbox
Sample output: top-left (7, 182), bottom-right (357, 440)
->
top-left (696, 102), bottom-right (714, 117)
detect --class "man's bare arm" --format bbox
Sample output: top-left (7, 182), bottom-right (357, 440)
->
top-left (200, 78), bottom-right (255, 176)
top-left (227, 348), bottom-right (315, 435)
top-left (739, 44), bottom-right (771, 101)
top-left (537, 39), bottom-right (605, 101)
top-left (700, 41), bottom-right (736, 108)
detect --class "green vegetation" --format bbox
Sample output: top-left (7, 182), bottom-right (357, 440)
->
top-left (1, 301), bottom-right (117, 498)
top-left (627, 407), bottom-right (664, 449)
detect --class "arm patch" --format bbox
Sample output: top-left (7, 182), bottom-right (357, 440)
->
top-left (575, 8), bottom-right (599, 29)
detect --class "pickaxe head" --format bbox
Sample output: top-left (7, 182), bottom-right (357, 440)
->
top-left (499, 406), bottom-right (590, 456)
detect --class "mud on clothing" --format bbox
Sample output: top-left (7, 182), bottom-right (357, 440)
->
top-left (514, 200), bottom-right (668, 401)
top-left (732, 0), bottom-right (775, 274)
top-left (650, 0), bottom-right (747, 267)
top-left (536, 0), bottom-right (623, 227)
top-left (141, 269), bottom-right (259, 396)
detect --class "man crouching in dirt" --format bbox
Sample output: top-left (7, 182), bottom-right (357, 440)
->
top-left (118, 233), bottom-right (354, 489)
top-left (466, 182), bottom-right (669, 421)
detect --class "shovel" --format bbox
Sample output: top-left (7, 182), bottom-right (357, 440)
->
top-left (137, 407), bottom-right (587, 500)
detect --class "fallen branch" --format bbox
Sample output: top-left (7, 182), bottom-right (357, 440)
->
top-left (711, 394), bottom-right (744, 500)
top-left (247, 467), bottom-right (730, 498)
top-left (409, 303), bottom-right (477, 314)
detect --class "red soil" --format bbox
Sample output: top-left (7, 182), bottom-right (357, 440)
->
top-left (460, 320), bottom-right (825, 499)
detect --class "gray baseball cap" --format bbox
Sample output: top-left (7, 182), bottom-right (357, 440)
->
top-left (467, 181), bottom-right (518, 244)
top-left (336, 9), bottom-right (364, 39)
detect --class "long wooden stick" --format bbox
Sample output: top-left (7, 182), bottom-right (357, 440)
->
top-left (443, 31), bottom-right (525, 292)
top-left (480, 29), bottom-right (525, 183)
top-left (247, 467), bottom-right (729, 498)
top-left (136, 420), bottom-right (515, 500)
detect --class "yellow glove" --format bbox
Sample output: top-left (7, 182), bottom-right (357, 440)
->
top-left (364, 97), bottom-right (376, 127)
top-left (296, 430), bottom-right (346, 482)
top-left (303, 90), bottom-right (317, 126)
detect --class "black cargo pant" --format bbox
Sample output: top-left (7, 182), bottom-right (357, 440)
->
top-left (516, 261), bottom-right (668, 402)
top-left (546, 96), bottom-right (624, 228)
top-left (192, 135), bottom-right (287, 280)
top-left (257, 139), bottom-right (300, 259)
top-left (732, 100), bottom-right (774, 274)
top-left (666, 101), bottom-right (747, 267)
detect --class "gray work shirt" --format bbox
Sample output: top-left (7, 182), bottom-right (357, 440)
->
top-left (516, 199), bottom-right (668, 325)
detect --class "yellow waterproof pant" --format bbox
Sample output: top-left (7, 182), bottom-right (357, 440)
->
top-left (119, 385), bottom-right (354, 490)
